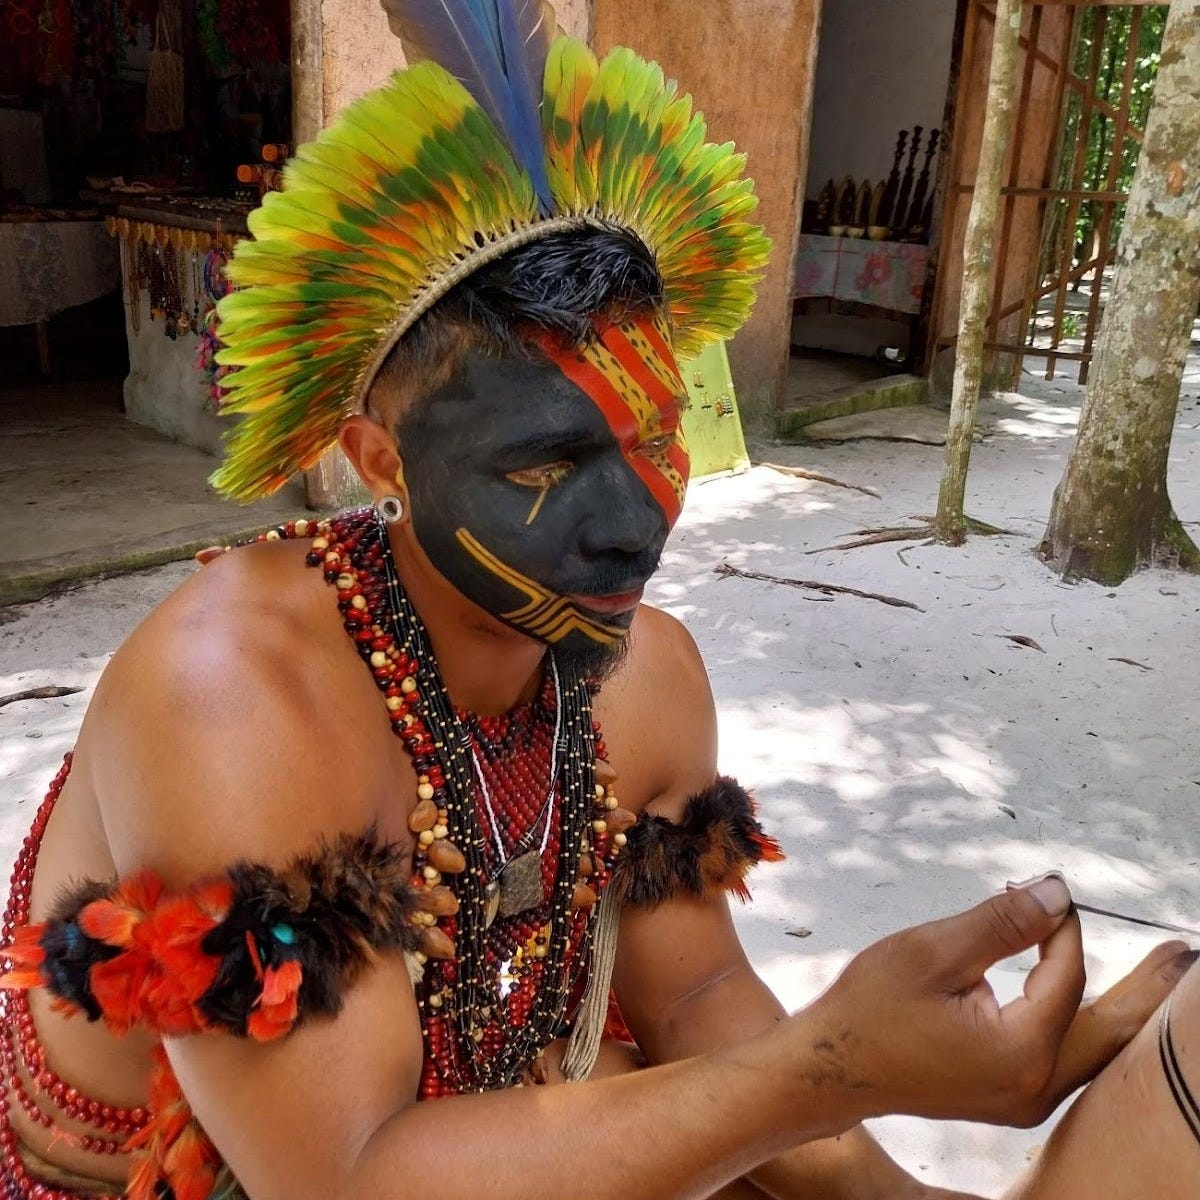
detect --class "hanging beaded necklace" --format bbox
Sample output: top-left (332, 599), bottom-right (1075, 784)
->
top-left (0, 756), bottom-right (152, 1200)
top-left (302, 508), bottom-right (627, 1095)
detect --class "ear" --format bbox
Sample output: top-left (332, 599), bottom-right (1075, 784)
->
top-left (338, 415), bottom-right (408, 503)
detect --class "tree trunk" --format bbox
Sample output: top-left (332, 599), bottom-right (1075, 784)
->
top-left (1040, 0), bottom-right (1200, 585)
top-left (935, 0), bottom-right (1024, 545)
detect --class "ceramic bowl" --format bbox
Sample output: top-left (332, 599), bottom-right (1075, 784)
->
top-left (868, 225), bottom-right (891, 241)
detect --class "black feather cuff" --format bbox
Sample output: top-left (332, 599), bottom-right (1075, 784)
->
top-left (617, 776), bottom-right (784, 907)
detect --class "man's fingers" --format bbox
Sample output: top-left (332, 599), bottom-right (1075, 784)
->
top-left (999, 896), bottom-right (1084, 1051)
top-left (1045, 941), bottom-right (1196, 1101)
top-left (925, 874), bottom-right (1076, 987)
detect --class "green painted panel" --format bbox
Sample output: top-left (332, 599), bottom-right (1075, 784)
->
top-left (678, 341), bottom-right (750, 479)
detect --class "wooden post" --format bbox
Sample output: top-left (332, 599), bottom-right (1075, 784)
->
top-left (934, 0), bottom-right (1024, 545)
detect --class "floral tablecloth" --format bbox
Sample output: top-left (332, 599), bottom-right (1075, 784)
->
top-left (793, 235), bottom-right (929, 315)
top-left (0, 218), bottom-right (120, 326)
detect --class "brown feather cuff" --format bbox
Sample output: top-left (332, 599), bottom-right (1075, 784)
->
top-left (617, 776), bottom-right (784, 907)
top-left (1, 830), bottom-right (423, 1042)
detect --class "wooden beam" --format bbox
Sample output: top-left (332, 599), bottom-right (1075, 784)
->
top-left (1035, 1), bottom-right (1162, 6)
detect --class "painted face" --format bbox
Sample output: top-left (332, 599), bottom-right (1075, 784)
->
top-left (396, 313), bottom-right (691, 658)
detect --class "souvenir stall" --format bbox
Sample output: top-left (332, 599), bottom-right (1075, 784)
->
top-left (0, 0), bottom-right (289, 434)
top-left (792, 0), bottom-right (958, 369)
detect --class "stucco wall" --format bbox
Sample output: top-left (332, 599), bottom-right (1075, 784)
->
top-left (594, 0), bottom-right (821, 423)
top-left (319, 0), bottom-right (591, 118)
top-left (805, 0), bottom-right (958, 195)
top-left (122, 293), bottom-right (227, 457)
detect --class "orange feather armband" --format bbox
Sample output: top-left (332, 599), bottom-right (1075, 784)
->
top-left (1, 831), bottom-right (424, 1043)
top-left (617, 776), bottom-right (785, 907)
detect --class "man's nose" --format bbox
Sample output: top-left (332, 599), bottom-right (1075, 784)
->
top-left (578, 465), bottom-right (666, 557)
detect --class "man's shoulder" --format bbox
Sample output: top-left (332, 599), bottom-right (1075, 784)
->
top-left (81, 540), bottom-right (396, 879)
top-left (593, 603), bottom-right (718, 813)
top-left (105, 540), bottom-right (330, 690)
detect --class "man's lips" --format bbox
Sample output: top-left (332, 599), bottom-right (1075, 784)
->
top-left (567, 586), bottom-right (645, 616)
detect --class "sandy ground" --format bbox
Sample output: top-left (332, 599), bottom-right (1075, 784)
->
top-left (2, 368), bottom-right (1199, 1195)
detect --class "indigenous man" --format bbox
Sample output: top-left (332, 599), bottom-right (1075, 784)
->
top-left (1, 6), bottom-right (1195, 1200)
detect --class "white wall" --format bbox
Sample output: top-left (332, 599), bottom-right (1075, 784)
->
top-left (122, 291), bottom-right (227, 458)
top-left (805, 0), bottom-right (959, 197)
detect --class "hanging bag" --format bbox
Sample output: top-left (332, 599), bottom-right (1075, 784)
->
top-left (146, 10), bottom-right (184, 133)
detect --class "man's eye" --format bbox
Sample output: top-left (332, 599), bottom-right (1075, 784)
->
top-left (638, 431), bottom-right (677, 455)
top-left (506, 462), bottom-right (574, 489)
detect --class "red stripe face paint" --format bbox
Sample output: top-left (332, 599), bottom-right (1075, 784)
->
top-left (536, 314), bottom-right (691, 527)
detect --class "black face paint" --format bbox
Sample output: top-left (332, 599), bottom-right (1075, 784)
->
top-left (396, 346), bottom-right (684, 662)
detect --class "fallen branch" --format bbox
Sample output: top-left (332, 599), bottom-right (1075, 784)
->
top-left (715, 562), bottom-right (925, 612)
top-left (807, 526), bottom-right (932, 554)
top-left (758, 462), bottom-right (881, 499)
top-left (0, 685), bottom-right (84, 710)
top-left (1109, 656), bottom-right (1153, 671)
top-left (806, 514), bottom-right (1018, 554)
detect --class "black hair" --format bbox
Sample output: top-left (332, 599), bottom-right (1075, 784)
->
top-left (369, 223), bottom-right (664, 427)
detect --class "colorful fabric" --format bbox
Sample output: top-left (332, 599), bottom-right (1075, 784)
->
top-left (793, 234), bottom-right (928, 315)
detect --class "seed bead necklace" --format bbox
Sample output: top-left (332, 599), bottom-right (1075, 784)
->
top-left (293, 508), bottom-right (630, 1095)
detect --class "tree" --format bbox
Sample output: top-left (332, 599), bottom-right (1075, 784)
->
top-left (934, 0), bottom-right (1023, 545)
top-left (1039, 0), bottom-right (1200, 585)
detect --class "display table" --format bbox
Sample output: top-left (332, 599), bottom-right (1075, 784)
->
top-left (793, 234), bottom-right (928, 315)
top-left (109, 199), bottom-right (251, 457)
top-left (0, 216), bottom-right (120, 327)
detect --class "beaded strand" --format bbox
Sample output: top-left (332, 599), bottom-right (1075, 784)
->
top-left (0, 756), bottom-right (150, 1200)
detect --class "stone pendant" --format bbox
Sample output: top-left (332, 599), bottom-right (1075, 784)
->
top-left (495, 850), bottom-right (545, 922)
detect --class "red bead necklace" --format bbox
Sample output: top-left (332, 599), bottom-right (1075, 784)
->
top-left (302, 508), bottom-right (632, 1096)
top-left (0, 755), bottom-right (151, 1200)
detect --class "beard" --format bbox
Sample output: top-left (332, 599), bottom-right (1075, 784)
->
top-left (550, 630), bottom-right (631, 686)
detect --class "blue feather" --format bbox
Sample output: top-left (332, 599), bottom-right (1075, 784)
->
top-left (380, 0), bottom-right (557, 213)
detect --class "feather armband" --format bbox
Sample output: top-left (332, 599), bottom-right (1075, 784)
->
top-left (616, 777), bottom-right (784, 908)
top-left (1, 832), bottom-right (423, 1042)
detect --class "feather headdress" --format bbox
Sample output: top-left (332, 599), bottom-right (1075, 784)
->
top-left (211, 1), bottom-right (771, 501)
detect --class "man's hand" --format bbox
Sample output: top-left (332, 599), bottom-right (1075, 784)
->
top-left (802, 873), bottom-right (1085, 1129)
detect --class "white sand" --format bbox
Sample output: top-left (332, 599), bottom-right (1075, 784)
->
top-left (3, 369), bottom-right (1199, 1194)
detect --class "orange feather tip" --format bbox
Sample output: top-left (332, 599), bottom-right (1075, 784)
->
top-left (750, 830), bottom-right (786, 864)
top-left (248, 959), bottom-right (303, 1041)
top-left (1, 923), bottom-right (46, 987)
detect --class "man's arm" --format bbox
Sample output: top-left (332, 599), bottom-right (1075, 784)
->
top-left (80, 572), bottom-right (1093, 1200)
top-left (615, 893), bottom-right (972, 1200)
top-left (608, 610), bottom-right (1181, 1200)
top-left (606, 610), bottom-right (937, 1199)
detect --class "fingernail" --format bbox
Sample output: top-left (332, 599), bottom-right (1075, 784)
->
top-left (1172, 949), bottom-right (1200, 975)
top-left (1007, 872), bottom-right (1072, 917)
top-left (1006, 870), bottom-right (1066, 890)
